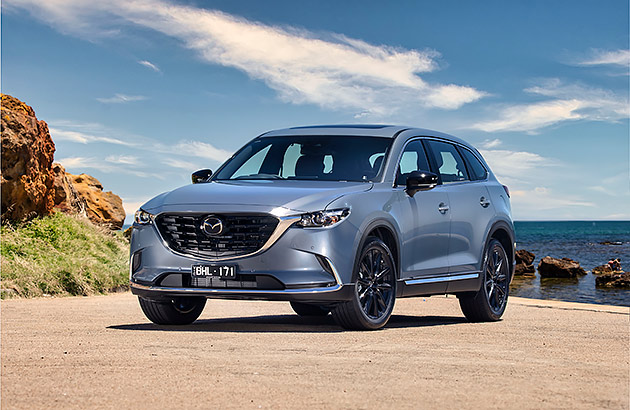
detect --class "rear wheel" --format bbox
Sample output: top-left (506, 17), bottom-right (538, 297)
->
top-left (290, 302), bottom-right (330, 316)
top-left (138, 296), bottom-right (206, 325)
top-left (459, 239), bottom-right (509, 322)
top-left (332, 237), bottom-right (396, 330)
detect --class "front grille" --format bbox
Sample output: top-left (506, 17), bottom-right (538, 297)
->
top-left (155, 213), bottom-right (279, 258)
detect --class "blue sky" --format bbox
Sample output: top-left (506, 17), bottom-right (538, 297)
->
top-left (2, 0), bottom-right (629, 224)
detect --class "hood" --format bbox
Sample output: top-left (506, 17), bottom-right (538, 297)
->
top-left (141, 180), bottom-right (372, 214)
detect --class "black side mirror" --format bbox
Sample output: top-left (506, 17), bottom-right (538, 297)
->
top-left (406, 170), bottom-right (438, 197)
top-left (192, 169), bottom-right (213, 184)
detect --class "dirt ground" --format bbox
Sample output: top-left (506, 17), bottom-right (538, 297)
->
top-left (1, 293), bottom-right (628, 409)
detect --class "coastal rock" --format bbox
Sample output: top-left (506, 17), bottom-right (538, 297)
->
top-left (538, 256), bottom-right (586, 278)
top-left (592, 264), bottom-right (613, 275)
top-left (599, 241), bottom-right (623, 246)
top-left (595, 272), bottom-right (629, 289)
top-left (68, 173), bottom-right (125, 230)
top-left (514, 249), bottom-right (536, 276)
top-left (52, 163), bottom-right (87, 215)
top-left (1, 94), bottom-right (56, 220)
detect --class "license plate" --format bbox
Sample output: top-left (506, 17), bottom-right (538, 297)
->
top-left (191, 265), bottom-right (237, 280)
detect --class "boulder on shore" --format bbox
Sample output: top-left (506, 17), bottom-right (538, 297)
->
top-left (538, 256), bottom-right (586, 278)
top-left (514, 249), bottom-right (536, 276)
top-left (592, 264), bottom-right (613, 275)
top-left (1, 94), bottom-right (56, 220)
top-left (595, 272), bottom-right (629, 288)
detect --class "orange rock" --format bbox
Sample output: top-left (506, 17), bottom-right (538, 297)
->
top-left (1, 94), bottom-right (56, 220)
top-left (51, 163), bottom-right (87, 215)
top-left (67, 173), bottom-right (125, 230)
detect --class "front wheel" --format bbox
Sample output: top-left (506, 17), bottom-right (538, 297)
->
top-left (459, 239), bottom-right (509, 322)
top-left (138, 296), bottom-right (206, 325)
top-left (332, 237), bottom-right (396, 330)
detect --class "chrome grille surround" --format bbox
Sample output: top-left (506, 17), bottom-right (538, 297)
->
top-left (155, 213), bottom-right (281, 259)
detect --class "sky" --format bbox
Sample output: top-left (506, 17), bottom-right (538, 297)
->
top-left (2, 0), bottom-right (629, 224)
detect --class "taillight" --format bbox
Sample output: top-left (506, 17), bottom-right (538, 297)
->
top-left (502, 185), bottom-right (510, 198)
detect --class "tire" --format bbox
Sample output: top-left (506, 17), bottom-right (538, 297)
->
top-left (290, 302), bottom-right (330, 317)
top-left (459, 239), bottom-right (509, 322)
top-left (332, 237), bottom-right (396, 330)
top-left (138, 296), bottom-right (206, 325)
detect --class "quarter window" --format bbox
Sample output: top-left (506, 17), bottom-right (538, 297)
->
top-left (459, 148), bottom-right (488, 180)
top-left (426, 140), bottom-right (469, 183)
top-left (395, 140), bottom-right (431, 186)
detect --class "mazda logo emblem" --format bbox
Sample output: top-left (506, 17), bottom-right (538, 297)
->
top-left (201, 216), bottom-right (224, 236)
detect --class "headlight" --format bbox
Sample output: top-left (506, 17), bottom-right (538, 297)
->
top-left (297, 208), bottom-right (350, 228)
top-left (134, 209), bottom-right (154, 225)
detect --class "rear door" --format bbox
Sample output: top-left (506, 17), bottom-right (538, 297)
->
top-left (424, 140), bottom-right (495, 275)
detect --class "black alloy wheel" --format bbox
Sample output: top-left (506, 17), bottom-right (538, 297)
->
top-left (332, 237), bottom-right (396, 330)
top-left (459, 239), bottom-right (509, 322)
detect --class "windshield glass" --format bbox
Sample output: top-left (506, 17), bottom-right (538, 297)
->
top-left (213, 136), bottom-right (392, 182)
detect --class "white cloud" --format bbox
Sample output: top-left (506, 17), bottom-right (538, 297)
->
top-left (105, 155), bottom-right (140, 165)
top-left (6, 0), bottom-right (486, 115)
top-left (479, 138), bottom-right (502, 149)
top-left (510, 187), bottom-right (596, 211)
top-left (49, 127), bottom-right (135, 146)
top-left (578, 49), bottom-right (630, 67)
top-left (162, 158), bottom-right (202, 170)
top-left (57, 156), bottom-right (155, 178)
top-left (172, 141), bottom-right (232, 163)
top-left (138, 60), bottom-right (160, 72)
top-left (96, 93), bottom-right (147, 104)
top-left (471, 80), bottom-right (628, 132)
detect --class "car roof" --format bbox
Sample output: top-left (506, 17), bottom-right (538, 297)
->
top-left (260, 124), bottom-right (473, 148)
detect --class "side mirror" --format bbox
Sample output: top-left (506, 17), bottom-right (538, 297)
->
top-left (192, 169), bottom-right (213, 184)
top-left (406, 170), bottom-right (438, 197)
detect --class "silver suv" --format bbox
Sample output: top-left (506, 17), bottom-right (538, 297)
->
top-left (130, 125), bottom-right (515, 330)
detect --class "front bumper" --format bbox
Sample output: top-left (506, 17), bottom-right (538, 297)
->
top-left (129, 208), bottom-right (362, 302)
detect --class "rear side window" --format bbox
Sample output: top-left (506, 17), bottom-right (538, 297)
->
top-left (459, 148), bottom-right (488, 181)
top-left (395, 140), bottom-right (431, 186)
top-left (425, 140), bottom-right (469, 183)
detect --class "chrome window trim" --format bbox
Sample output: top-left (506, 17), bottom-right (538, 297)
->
top-left (152, 214), bottom-right (301, 262)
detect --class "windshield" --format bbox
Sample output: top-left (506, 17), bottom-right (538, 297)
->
top-left (213, 136), bottom-right (392, 182)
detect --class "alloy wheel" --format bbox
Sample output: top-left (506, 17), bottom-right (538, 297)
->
top-left (356, 247), bottom-right (395, 320)
top-left (485, 244), bottom-right (509, 314)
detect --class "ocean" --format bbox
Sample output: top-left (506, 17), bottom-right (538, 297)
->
top-left (511, 221), bottom-right (630, 307)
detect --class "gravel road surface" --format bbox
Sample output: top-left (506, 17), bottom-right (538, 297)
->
top-left (2, 293), bottom-right (628, 409)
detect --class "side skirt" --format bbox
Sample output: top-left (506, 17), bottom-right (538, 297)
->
top-left (397, 272), bottom-right (482, 298)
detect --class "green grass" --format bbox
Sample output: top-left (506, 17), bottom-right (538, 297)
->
top-left (1, 212), bottom-right (130, 298)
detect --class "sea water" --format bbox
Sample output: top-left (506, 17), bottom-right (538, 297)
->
top-left (511, 221), bottom-right (630, 306)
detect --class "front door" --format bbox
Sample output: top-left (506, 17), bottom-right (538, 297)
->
top-left (393, 140), bottom-right (450, 280)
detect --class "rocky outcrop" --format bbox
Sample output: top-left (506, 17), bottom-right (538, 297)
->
top-left (52, 163), bottom-right (87, 215)
top-left (1, 94), bottom-right (125, 229)
top-left (68, 173), bottom-right (125, 230)
top-left (538, 256), bottom-right (586, 278)
top-left (514, 249), bottom-right (536, 276)
top-left (595, 272), bottom-right (629, 288)
top-left (1, 94), bottom-right (56, 220)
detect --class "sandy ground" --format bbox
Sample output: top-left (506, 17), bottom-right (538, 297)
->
top-left (1, 293), bottom-right (628, 409)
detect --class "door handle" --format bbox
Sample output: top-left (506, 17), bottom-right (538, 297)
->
top-left (480, 196), bottom-right (491, 208)
top-left (438, 202), bottom-right (449, 214)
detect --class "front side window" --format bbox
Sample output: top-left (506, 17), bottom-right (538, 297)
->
top-left (214, 136), bottom-right (392, 182)
top-left (426, 140), bottom-right (469, 183)
top-left (395, 140), bottom-right (431, 186)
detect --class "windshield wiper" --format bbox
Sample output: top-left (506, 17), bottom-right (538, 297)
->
top-left (233, 173), bottom-right (285, 180)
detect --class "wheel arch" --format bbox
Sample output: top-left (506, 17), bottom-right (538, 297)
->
top-left (355, 219), bottom-right (401, 280)
top-left (486, 221), bottom-right (515, 280)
